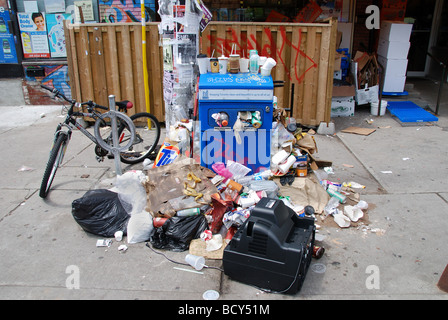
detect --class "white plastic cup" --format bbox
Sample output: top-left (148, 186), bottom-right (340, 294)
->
top-left (218, 56), bottom-right (228, 74)
top-left (370, 100), bottom-right (387, 116)
top-left (185, 254), bottom-right (205, 270)
top-left (263, 57), bottom-right (277, 69)
top-left (239, 58), bottom-right (249, 73)
top-left (197, 55), bottom-right (209, 74)
top-left (258, 56), bottom-right (267, 66)
top-left (260, 66), bottom-right (271, 77)
top-left (114, 231), bottom-right (123, 241)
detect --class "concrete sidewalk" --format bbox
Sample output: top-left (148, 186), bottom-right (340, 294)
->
top-left (0, 78), bottom-right (447, 300)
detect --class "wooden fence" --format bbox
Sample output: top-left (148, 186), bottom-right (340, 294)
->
top-left (64, 19), bottom-right (337, 126)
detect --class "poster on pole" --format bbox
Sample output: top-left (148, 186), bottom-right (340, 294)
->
top-left (18, 12), bottom-right (50, 58)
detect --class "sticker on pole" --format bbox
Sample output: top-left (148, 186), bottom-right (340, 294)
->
top-left (153, 142), bottom-right (180, 168)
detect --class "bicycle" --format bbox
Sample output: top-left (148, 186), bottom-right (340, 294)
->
top-left (39, 85), bottom-right (161, 198)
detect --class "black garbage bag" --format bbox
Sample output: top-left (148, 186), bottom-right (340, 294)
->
top-left (71, 189), bottom-right (130, 237)
top-left (150, 214), bottom-right (208, 251)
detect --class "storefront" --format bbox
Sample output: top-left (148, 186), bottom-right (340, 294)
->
top-left (0, 0), bottom-right (157, 102)
top-left (1, 0), bottom-right (447, 103)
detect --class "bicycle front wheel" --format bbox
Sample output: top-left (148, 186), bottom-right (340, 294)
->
top-left (39, 133), bottom-right (68, 198)
top-left (119, 112), bottom-right (161, 164)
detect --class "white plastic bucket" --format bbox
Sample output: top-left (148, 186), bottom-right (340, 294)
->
top-left (370, 100), bottom-right (388, 116)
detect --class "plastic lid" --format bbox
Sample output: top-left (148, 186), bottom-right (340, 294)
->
top-left (197, 54), bottom-right (208, 58)
top-left (203, 290), bottom-right (220, 300)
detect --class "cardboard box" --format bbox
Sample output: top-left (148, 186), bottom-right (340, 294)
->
top-left (377, 39), bottom-right (410, 59)
top-left (333, 83), bottom-right (356, 97)
top-left (331, 96), bottom-right (355, 117)
top-left (379, 21), bottom-right (413, 42)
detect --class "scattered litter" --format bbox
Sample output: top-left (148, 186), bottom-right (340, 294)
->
top-left (185, 254), bottom-right (206, 271)
top-left (344, 205), bottom-right (363, 222)
top-left (333, 212), bottom-right (351, 228)
top-left (203, 289), bottom-right (220, 300)
top-left (118, 244), bottom-right (128, 252)
top-left (341, 126), bottom-right (376, 136)
top-left (96, 239), bottom-right (112, 247)
top-left (311, 263), bottom-right (326, 274)
top-left (17, 165), bottom-right (35, 172)
top-left (80, 174), bottom-right (90, 178)
top-left (342, 163), bottom-right (354, 168)
top-left (380, 170), bottom-right (393, 174)
top-left (402, 157), bottom-right (410, 161)
top-left (174, 267), bottom-right (204, 275)
top-left (114, 231), bottom-right (123, 242)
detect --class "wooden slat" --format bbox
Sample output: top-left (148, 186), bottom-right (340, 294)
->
top-left (79, 25), bottom-right (94, 100)
top-left (92, 26), bottom-right (108, 106)
top-left (106, 26), bottom-right (121, 100)
top-left (120, 25), bottom-right (135, 105)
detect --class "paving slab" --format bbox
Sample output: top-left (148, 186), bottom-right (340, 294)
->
top-left (221, 193), bottom-right (448, 299)
top-left (0, 189), bottom-right (222, 300)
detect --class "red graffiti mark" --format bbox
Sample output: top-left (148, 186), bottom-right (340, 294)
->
top-left (205, 26), bottom-right (318, 83)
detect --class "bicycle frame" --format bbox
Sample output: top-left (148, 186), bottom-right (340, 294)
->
top-left (53, 102), bottom-right (102, 147)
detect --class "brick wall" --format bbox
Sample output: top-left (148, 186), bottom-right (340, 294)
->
top-left (23, 65), bottom-right (71, 105)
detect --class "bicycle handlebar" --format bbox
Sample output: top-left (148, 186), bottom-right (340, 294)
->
top-left (41, 85), bottom-right (109, 111)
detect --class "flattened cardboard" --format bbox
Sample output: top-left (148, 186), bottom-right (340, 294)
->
top-left (341, 126), bottom-right (376, 136)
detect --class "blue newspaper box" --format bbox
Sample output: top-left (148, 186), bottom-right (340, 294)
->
top-left (198, 73), bottom-right (274, 173)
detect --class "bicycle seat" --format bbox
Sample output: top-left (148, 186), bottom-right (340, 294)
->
top-left (116, 100), bottom-right (133, 112)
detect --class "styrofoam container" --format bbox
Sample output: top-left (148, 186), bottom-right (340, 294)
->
top-left (379, 21), bottom-right (413, 42)
top-left (377, 39), bottom-right (410, 59)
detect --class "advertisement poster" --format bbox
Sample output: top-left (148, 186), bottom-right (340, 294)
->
top-left (46, 13), bottom-right (70, 57)
top-left (0, 10), bottom-right (18, 63)
top-left (18, 12), bottom-right (50, 58)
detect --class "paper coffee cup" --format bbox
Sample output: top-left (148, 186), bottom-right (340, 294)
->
top-left (218, 56), bottom-right (228, 74)
top-left (239, 58), bottom-right (249, 73)
top-left (197, 54), bottom-right (209, 74)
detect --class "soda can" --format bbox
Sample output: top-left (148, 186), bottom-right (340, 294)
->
top-left (313, 245), bottom-right (325, 259)
top-left (200, 230), bottom-right (213, 241)
top-left (153, 217), bottom-right (168, 228)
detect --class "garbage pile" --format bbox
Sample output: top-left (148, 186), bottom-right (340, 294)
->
top-left (70, 114), bottom-right (374, 266)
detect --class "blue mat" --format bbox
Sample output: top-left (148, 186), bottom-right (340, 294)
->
top-left (387, 101), bottom-right (438, 123)
top-left (382, 91), bottom-right (409, 96)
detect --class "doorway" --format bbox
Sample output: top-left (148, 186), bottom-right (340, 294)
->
top-left (406, 0), bottom-right (445, 77)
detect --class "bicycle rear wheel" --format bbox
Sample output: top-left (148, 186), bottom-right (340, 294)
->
top-left (119, 112), bottom-right (161, 164)
top-left (39, 133), bottom-right (68, 198)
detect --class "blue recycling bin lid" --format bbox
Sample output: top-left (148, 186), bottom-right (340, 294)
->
top-left (199, 73), bottom-right (274, 102)
top-left (199, 73), bottom-right (273, 90)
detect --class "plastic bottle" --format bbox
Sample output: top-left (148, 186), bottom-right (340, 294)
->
top-left (249, 50), bottom-right (259, 74)
top-left (177, 207), bottom-right (201, 216)
top-left (235, 169), bottom-right (272, 185)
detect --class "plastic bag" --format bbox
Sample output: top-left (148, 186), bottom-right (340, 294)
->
top-left (115, 171), bottom-right (147, 215)
top-left (249, 180), bottom-right (279, 198)
top-left (127, 211), bottom-right (154, 244)
top-left (150, 214), bottom-right (208, 251)
top-left (71, 189), bottom-right (130, 237)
